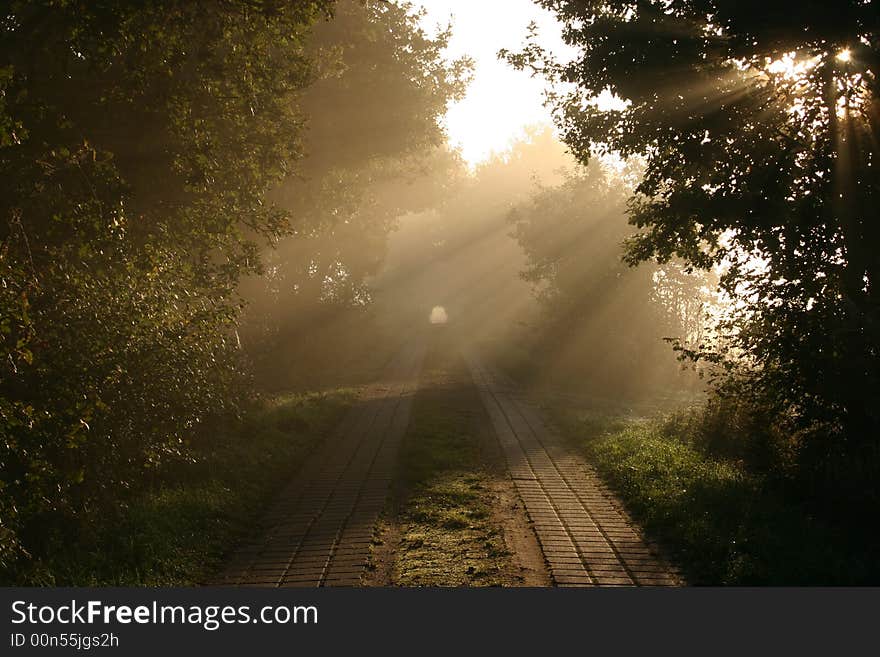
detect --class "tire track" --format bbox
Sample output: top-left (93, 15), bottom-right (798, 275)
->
top-left (210, 339), bottom-right (426, 587)
top-left (464, 350), bottom-right (682, 587)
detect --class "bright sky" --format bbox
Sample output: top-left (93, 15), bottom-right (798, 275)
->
top-left (414, 0), bottom-right (576, 166)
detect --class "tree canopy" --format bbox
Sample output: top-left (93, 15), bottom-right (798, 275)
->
top-left (240, 0), bottom-right (470, 355)
top-left (509, 0), bottom-right (880, 473)
top-left (0, 0), bottom-right (339, 576)
top-left (511, 161), bottom-right (704, 396)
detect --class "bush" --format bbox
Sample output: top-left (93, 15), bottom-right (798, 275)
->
top-left (0, 1), bottom-right (331, 572)
top-left (559, 407), bottom-right (880, 584)
top-left (2, 389), bottom-right (353, 586)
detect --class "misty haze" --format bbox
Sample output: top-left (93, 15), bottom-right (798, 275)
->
top-left (1, 0), bottom-right (879, 590)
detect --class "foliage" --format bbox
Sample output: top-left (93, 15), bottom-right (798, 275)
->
top-left (4, 390), bottom-right (352, 586)
top-left (557, 406), bottom-right (879, 584)
top-left (0, 0), bottom-right (331, 572)
top-left (509, 1), bottom-right (880, 475)
top-left (510, 161), bottom-right (706, 395)
top-left (241, 0), bottom-right (471, 350)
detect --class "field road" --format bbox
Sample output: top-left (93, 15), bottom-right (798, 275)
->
top-left (465, 350), bottom-right (681, 587)
top-left (212, 337), bottom-right (681, 587)
top-left (211, 338), bottom-right (426, 587)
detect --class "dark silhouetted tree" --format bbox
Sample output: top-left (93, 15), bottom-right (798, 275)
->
top-left (508, 1), bottom-right (880, 475)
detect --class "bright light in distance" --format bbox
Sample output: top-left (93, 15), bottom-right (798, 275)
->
top-left (415, 0), bottom-right (576, 167)
top-left (429, 306), bottom-right (449, 324)
top-left (836, 48), bottom-right (852, 63)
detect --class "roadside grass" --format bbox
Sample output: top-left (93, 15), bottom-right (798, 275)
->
top-left (553, 408), bottom-right (878, 585)
top-left (387, 353), bottom-right (513, 586)
top-left (17, 390), bottom-right (354, 586)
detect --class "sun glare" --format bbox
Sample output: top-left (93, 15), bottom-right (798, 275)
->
top-left (837, 48), bottom-right (852, 63)
top-left (764, 52), bottom-right (820, 81)
top-left (591, 88), bottom-right (632, 113)
top-left (416, 0), bottom-right (576, 167)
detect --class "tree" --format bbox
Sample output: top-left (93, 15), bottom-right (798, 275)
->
top-left (372, 128), bottom-right (571, 337)
top-left (0, 0), bottom-right (331, 575)
top-left (509, 1), bottom-right (880, 474)
top-left (237, 0), bottom-right (471, 385)
top-left (510, 160), bottom-right (703, 396)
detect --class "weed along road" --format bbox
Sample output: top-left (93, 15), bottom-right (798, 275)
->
top-left (212, 330), bottom-right (681, 588)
